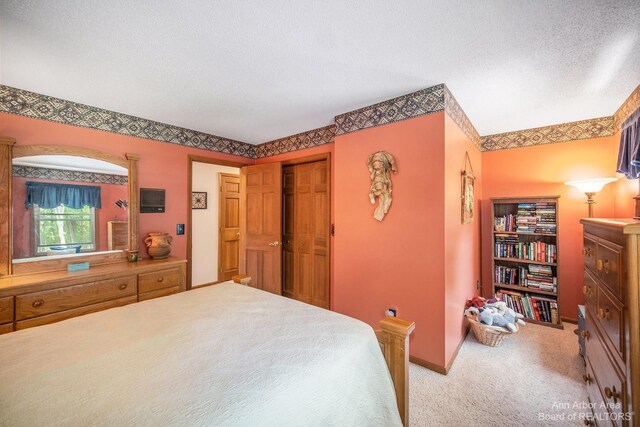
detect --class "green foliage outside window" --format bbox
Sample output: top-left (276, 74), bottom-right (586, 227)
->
top-left (34, 205), bottom-right (96, 254)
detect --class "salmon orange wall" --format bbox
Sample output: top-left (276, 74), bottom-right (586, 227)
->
top-left (1, 113), bottom-right (253, 260)
top-left (481, 135), bottom-right (622, 320)
top-left (12, 176), bottom-right (127, 257)
top-left (333, 113), bottom-right (447, 366)
top-left (443, 114), bottom-right (482, 366)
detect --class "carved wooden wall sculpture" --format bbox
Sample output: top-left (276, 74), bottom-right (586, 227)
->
top-left (367, 151), bottom-right (397, 221)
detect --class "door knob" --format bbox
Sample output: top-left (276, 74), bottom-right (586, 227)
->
top-left (268, 241), bottom-right (280, 247)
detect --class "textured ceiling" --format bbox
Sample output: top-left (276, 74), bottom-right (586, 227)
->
top-left (1, 1), bottom-right (639, 144)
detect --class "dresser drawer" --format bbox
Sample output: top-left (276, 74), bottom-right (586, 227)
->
top-left (139, 285), bottom-right (181, 302)
top-left (584, 234), bottom-right (598, 274)
top-left (584, 358), bottom-right (606, 427)
top-left (596, 241), bottom-right (623, 299)
top-left (583, 268), bottom-right (598, 313)
top-left (596, 285), bottom-right (625, 362)
top-left (0, 296), bottom-right (14, 324)
top-left (138, 267), bottom-right (183, 293)
top-left (16, 295), bottom-right (137, 330)
top-left (585, 312), bottom-right (627, 425)
top-left (15, 276), bottom-right (137, 320)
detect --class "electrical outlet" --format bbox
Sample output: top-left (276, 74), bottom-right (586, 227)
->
top-left (385, 308), bottom-right (397, 317)
top-left (176, 224), bottom-right (185, 235)
top-left (476, 280), bottom-right (481, 290)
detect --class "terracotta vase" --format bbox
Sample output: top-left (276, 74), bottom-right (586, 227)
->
top-left (144, 232), bottom-right (173, 260)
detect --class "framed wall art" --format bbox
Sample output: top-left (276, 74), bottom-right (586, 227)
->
top-left (192, 191), bottom-right (207, 209)
top-left (461, 151), bottom-right (475, 224)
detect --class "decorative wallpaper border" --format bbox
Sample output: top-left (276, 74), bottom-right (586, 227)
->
top-left (614, 84), bottom-right (640, 130)
top-left (480, 116), bottom-right (615, 151)
top-left (255, 125), bottom-right (335, 158)
top-left (3, 82), bottom-right (637, 158)
top-left (12, 165), bottom-right (128, 185)
top-left (0, 85), bottom-right (256, 159)
top-left (334, 84), bottom-right (445, 135)
top-left (333, 84), bottom-right (483, 150)
top-left (443, 86), bottom-right (482, 150)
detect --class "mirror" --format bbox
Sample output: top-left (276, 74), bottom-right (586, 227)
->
top-left (11, 154), bottom-right (129, 261)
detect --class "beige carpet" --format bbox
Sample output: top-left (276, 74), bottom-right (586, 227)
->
top-left (409, 322), bottom-right (587, 426)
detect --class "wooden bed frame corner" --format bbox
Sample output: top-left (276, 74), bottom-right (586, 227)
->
top-left (376, 317), bottom-right (415, 427)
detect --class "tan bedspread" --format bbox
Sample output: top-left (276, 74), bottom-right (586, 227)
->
top-left (0, 282), bottom-right (401, 426)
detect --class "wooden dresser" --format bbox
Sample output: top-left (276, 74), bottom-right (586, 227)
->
top-left (581, 219), bottom-right (640, 426)
top-left (0, 257), bottom-right (186, 334)
top-left (107, 221), bottom-right (129, 250)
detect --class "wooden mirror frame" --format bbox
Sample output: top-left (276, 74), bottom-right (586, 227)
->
top-left (0, 137), bottom-right (140, 276)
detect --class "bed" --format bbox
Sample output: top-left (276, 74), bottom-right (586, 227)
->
top-left (0, 282), bottom-right (413, 426)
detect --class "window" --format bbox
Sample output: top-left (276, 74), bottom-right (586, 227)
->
top-left (32, 204), bottom-right (96, 255)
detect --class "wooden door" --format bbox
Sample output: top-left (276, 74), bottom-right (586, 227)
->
top-left (282, 166), bottom-right (295, 299)
top-left (282, 160), bottom-right (330, 308)
top-left (240, 163), bottom-right (282, 295)
top-left (218, 173), bottom-right (240, 282)
top-left (307, 160), bottom-right (330, 308)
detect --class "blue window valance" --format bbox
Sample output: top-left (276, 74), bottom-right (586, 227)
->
top-left (616, 107), bottom-right (640, 178)
top-left (25, 181), bottom-right (102, 209)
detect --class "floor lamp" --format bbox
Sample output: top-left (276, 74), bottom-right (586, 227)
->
top-left (565, 178), bottom-right (617, 217)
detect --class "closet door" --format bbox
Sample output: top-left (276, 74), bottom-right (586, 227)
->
top-left (309, 160), bottom-right (329, 309)
top-left (283, 160), bottom-right (330, 308)
top-left (295, 163), bottom-right (314, 304)
top-left (282, 166), bottom-right (295, 299)
top-left (239, 163), bottom-right (282, 295)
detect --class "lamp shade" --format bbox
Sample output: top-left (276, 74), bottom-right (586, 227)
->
top-left (564, 177), bottom-right (617, 193)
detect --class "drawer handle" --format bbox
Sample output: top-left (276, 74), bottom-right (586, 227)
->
top-left (604, 386), bottom-right (621, 403)
top-left (581, 330), bottom-right (591, 340)
top-left (582, 374), bottom-right (592, 384)
top-left (582, 285), bottom-right (590, 295)
top-left (597, 258), bottom-right (610, 273)
top-left (32, 299), bottom-right (44, 308)
top-left (119, 283), bottom-right (128, 290)
top-left (157, 277), bottom-right (164, 283)
top-left (582, 248), bottom-right (592, 256)
top-left (598, 307), bottom-right (611, 320)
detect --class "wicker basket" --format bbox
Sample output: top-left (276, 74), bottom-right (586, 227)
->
top-left (466, 314), bottom-right (519, 347)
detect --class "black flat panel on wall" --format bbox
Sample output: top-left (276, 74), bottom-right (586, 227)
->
top-left (140, 188), bottom-right (165, 213)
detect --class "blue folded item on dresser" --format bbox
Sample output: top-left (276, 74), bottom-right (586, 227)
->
top-left (49, 245), bottom-right (82, 253)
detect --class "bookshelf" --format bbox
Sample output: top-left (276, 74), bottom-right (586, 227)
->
top-left (491, 196), bottom-right (562, 329)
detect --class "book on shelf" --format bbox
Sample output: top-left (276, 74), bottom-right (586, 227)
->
top-left (495, 202), bottom-right (557, 234)
top-left (494, 214), bottom-right (516, 232)
top-left (534, 202), bottom-right (557, 234)
top-left (525, 264), bottom-right (557, 292)
top-left (494, 264), bottom-right (557, 293)
top-left (494, 236), bottom-right (557, 263)
top-left (497, 290), bottom-right (558, 324)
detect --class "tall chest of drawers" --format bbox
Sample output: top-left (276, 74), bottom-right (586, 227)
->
top-left (581, 219), bottom-right (640, 426)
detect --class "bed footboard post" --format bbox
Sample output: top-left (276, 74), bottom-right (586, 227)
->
top-left (376, 317), bottom-right (415, 427)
